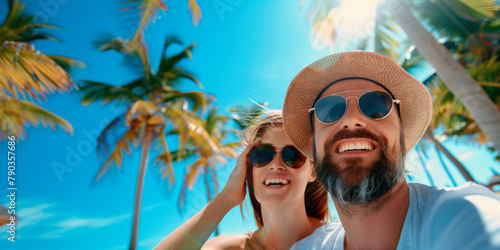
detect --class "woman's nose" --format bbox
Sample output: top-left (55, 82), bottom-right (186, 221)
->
top-left (267, 152), bottom-right (286, 170)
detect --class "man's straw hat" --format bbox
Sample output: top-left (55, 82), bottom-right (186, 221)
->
top-left (283, 51), bottom-right (432, 158)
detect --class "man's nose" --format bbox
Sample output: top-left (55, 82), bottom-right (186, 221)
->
top-left (338, 98), bottom-right (366, 130)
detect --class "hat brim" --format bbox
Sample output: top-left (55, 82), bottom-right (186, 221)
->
top-left (283, 51), bottom-right (432, 159)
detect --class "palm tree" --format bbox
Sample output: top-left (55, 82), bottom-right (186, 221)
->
top-left (80, 36), bottom-right (212, 249)
top-left (407, 0), bottom-right (500, 159)
top-left (0, 0), bottom-right (82, 139)
top-left (385, 0), bottom-right (500, 182)
top-left (385, 0), bottom-right (500, 156)
top-left (381, 1), bottom-right (498, 181)
top-left (429, 76), bottom-right (499, 144)
top-left (170, 107), bottom-right (240, 236)
top-left (81, 1), bottom-right (204, 248)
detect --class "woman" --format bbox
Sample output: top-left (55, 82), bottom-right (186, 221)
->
top-left (155, 111), bottom-right (330, 249)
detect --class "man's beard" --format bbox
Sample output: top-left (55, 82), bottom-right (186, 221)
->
top-left (314, 129), bottom-right (405, 206)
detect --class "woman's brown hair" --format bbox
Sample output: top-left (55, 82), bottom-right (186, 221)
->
top-left (241, 110), bottom-right (330, 228)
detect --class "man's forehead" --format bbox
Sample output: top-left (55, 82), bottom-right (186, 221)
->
top-left (319, 78), bottom-right (387, 98)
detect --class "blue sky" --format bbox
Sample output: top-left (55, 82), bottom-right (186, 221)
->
top-left (0, 0), bottom-right (499, 249)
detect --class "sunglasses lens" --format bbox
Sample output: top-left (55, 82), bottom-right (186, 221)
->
top-left (282, 146), bottom-right (306, 168)
top-left (315, 95), bottom-right (346, 124)
top-left (249, 144), bottom-right (275, 167)
top-left (359, 91), bottom-right (393, 119)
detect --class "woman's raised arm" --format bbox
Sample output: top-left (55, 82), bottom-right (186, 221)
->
top-left (154, 139), bottom-right (260, 250)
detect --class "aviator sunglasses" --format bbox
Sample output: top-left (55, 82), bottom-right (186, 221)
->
top-left (308, 90), bottom-right (401, 124)
top-left (249, 144), bottom-right (307, 168)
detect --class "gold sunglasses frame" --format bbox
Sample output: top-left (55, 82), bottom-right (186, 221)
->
top-left (308, 90), bottom-right (401, 125)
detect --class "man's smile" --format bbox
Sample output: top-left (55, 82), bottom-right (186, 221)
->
top-left (332, 138), bottom-right (379, 156)
top-left (337, 140), bottom-right (375, 153)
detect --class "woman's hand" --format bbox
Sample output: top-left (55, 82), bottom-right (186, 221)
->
top-left (220, 138), bottom-right (261, 208)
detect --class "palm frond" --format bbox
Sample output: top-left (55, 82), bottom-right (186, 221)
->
top-left (185, 157), bottom-right (206, 189)
top-left (205, 107), bottom-right (227, 136)
top-left (95, 129), bottom-right (139, 182)
top-left (0, 0), bottom-right (59, 43)
top-left (374, 6), bottom-right (403, 61)
top-left (169, 148), bottom-right (197, 161)
top-left (158, 90), bottom-right (208, 113)
top-left (118, 0), bottom-right (168, 46)
top-left (177, 157), bottom-right (206, 211)
top-left (400, 43), bottom-right (426, 72)
top-left (218, 146), bottom-right (239, 159)
top-left (430, 78), bottom-right (487, 143)
top-left (154, 135), bottom-right (175, 183)
top-left (160, 38), bottom-right (196, 64)
top-left (478, 81), bottom-right (500, 87)
top-left (178, 71), bottom-right (202, 88)
top-left (79, 80), bottom-right (141, 105)
top-left (0, 41), bottom-right (76, 101)
top-left (445, 0), bottom-right (499, 20)
top-left (163, 107), bottom-right (220, 159)
top-left (96, 36), bottom-right (136, 54)
top-left (126, 100), bottom-right (161, 124)
top-left (97, 114), bottom-right (130, 160)
top-left (48, 55), bottom-right (86, 72)
top-left (187, 0), bottom-right (202, 26)
top-left (0, 97), bottom-right (73, 139)
top-left (158, 40), bottom-right (199, 85)
top-left (162, 36), bottom-right (183, 50)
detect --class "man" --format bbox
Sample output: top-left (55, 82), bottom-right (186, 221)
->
top-left (283, 51), bottom-right (500, 249)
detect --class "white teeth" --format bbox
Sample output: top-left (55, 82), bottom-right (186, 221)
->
top-left (264, 178), bottom-right (290, 186)
top-left (338, 142), bottom-right (374, 153)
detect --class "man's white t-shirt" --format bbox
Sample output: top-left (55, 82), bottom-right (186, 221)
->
top-left (291, 182), bottom-right (500, 250)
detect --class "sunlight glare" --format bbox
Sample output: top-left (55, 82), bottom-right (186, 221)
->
top-left (311, 0), bottom-right (381, 52)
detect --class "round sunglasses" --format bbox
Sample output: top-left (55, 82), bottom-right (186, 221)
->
top-left (249, 144), bottom-right (307, 169)
top-left (308, 90), bottom-right (401, 124)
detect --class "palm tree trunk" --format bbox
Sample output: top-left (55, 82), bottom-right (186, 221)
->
top-left (211, 166), bottom-right (220, 236)
top-left (204, 169), bottom-right (219, 236)
top-left (423, 128), bottom-right (476, 182)
top-left (211, 163), bottom-right (219, 195)
top-left (416, 144), bottom-right (436, 186)
top-left (204, 170), bottom-right (212, 201)
top-left (128, 129), bottom-right (154, 250)
top-left (435, 148), bottom-right (458, 186)
top-left (385, 0), bottom-right (500, 155)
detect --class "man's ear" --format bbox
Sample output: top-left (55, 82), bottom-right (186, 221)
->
top-left (308, 160), bottom-right (316, 183)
